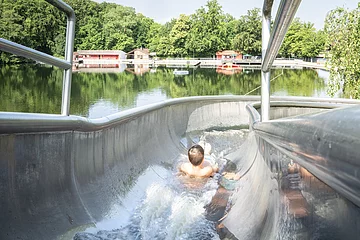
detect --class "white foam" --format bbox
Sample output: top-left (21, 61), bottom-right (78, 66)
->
top-left (74, 129), bottom-right (248, 240)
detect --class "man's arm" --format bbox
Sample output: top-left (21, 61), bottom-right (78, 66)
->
top-left (179, 162), bottom-right (190, 175)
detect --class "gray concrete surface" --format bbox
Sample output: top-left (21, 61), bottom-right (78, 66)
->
top-left (0, 96), bottom-right (359, 239)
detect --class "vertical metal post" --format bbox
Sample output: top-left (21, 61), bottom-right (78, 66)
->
top-left (262, 0), bottom-right (302, 72)
top-left (261, 3), bottom-right (272, 122)
top-left (61, 13), bottom-right (75, 116)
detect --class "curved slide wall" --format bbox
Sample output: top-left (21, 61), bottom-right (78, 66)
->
top-left (220, 132), bottom-right (280, 239)
top-left (0, 96), bottom-right (358, 240)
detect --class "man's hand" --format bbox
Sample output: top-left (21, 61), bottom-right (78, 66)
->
top-left (212, 162), bottom-right (219, 173)
top-left (222, 172), bottom-right (240, 180)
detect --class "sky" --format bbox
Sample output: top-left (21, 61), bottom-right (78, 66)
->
top-left (93, 0), bottom-right (359, 29)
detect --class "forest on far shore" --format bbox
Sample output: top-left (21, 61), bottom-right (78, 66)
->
top-left (0, 0), bottom-right (325, 62)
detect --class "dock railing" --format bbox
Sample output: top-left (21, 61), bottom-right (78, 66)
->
top-left (0, 0), bottom-right (75, 116)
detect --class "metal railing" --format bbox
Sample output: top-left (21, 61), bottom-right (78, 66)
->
top-left (0, 0), bottom-right (75, 116)
top-left (261, 0), bottom-right (302, 121)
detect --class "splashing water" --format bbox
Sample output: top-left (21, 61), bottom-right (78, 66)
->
top-left (128, 179), bottom-right (220, 240)
top-left (74, 176), bottom-right (221, 240)
top-left (74, 129), bottom-right (247, 240)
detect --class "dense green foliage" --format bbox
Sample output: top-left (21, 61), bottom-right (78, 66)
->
top-left (279, 18), bottom-right (325, 59)
top-left (0, 0), bottom-right (325, 63)
top-left (325, 4), bottom-right (360, 98)
top-left (232, 8), bottom-right (262, 55)
top-left (0, 0), bottom-right (64, 62)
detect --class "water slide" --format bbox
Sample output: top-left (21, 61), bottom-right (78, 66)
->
top-left (2, 96), bottom-right (360, 239)
top-left (2, 1), bottom-right (360, 238)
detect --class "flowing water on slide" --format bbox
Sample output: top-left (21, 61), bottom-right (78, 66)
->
top-left (72, 129), bottom-right (249, 240)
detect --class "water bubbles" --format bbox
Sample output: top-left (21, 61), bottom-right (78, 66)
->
top-left (74, 129), bottom-right (246, 240)
top-left (123, 181), bottom-right (219, 240)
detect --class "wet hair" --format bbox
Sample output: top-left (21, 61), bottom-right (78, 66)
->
top-left (188, 144), bottom-right (205, 166)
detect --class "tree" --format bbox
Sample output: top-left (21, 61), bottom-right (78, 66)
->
top-left (0, 0), bottom-right (64, 62)
top-left (147, 19), bottom-right (176, 56)
top-left (301, 29), bottom-right (325, 59)
top-left (224, 14), bottom-right (237, 50)
top-left (147, 23), bottom-right (163, 53)
top-left (280, 18), bottom-right (325, 59)
top-left (280, 18), bottom-right (302, 57)
top-left (325, 5), bottom-right (360, 98)
top-left (74, 1), bottom-right (109, 51)
top-left (0, 0), bottom-right (24, 63)
top-left (168, 14), bottom-right (191, 57)
top-left (103, 5), bottom-right (137, 51)
top-left (0, 0), bottom-right (327, 62)
top-left (77, 16), bottom-right (105, 50)
top-left (232, 8), bottom-right (262, 55)
top-left (132, 14), bottom-right (154, 48)
top-left (64, 0), bottom-right (102, 50)
top-left (186, 0), bottom-right (227, 57)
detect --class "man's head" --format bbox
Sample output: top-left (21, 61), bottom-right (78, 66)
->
top-left (188, 144), bottom-right (204, 166)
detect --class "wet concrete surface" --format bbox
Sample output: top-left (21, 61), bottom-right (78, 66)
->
top-left (1, 98), bottom-right (360, 239)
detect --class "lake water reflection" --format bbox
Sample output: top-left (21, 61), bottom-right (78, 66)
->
top-left (0, 64), bottom-right (338, 118)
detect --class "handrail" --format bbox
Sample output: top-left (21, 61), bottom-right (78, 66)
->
top-left (261, 0), bottom-right (302, 122)
top-left (0, 38), bottom-right (71, 69)
top-left (262, 0), bottom-right (302, 72)
top-left (261, 0), bottom-right (274, 122)
top-left (46, 0), bottom-right (76, 18)
top-left (0, 0), bottom-right (75, 116)
top-left (249, 102), bottom-right (360, 208)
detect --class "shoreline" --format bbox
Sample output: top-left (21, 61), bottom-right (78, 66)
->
top-left (2, 59), bottom-right (328, 71)
top-left (74, 59), bottom-right (328, 71)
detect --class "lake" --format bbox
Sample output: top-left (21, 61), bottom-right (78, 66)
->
top-left (0, 64), bottom-right (338, 118)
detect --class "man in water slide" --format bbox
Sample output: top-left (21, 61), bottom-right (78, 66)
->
top-left (179, 144), bottom-right (219, 178)
top-left (199, 140), bottom-right (240, 181)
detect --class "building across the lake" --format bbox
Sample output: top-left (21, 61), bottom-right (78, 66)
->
top-left (216, 50), bottom-right (242, 60)
top-left (73, 50), bottom-right (126, 64)
top-left (127, 48), bottom-right (150, 60)
top-left (125, 64), bottom-right (150, 75)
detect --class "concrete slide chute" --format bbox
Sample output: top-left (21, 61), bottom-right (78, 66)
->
top-left (1, 96), bottom-right (360, 239)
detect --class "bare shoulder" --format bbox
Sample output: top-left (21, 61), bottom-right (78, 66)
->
top-left (203, 160), bottom-right (219, 173)
top-left (200, 166), bottom-right (215, 177)
top-left (180, 162), bottom-right (191, 173)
